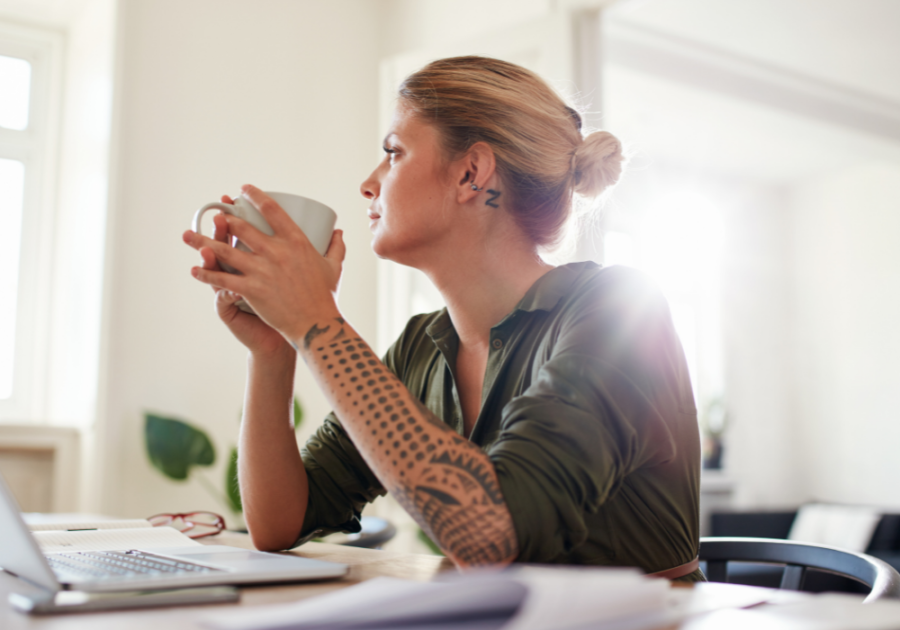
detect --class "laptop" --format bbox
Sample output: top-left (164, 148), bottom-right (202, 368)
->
top-left (0, 473), bottom-right (348, 596)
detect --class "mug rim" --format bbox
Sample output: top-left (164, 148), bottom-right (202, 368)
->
top-left (261, 191), bottom-right (336, 218)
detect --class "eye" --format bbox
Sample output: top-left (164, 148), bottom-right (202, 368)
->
top-left (383, 146), bottom-right (399, 161)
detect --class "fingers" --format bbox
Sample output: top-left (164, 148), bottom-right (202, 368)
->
top-left (222, 214), bottom-right (270, 254)
top-left (325, 229), bottom-right (346, 265)
top-left (192, 264), bottom-right (244, 292)
top-left (215, 288), bottom-right (245, 316)
top-left (199, 246), bottom-right (220, 270)
top-left (212, 213), bottom-right (230, 244)
top-left (240, 184), bottom-right (300, 237)
top-left (184, 230), bottom-right (251, 271)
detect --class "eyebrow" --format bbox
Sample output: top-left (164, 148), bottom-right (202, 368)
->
top-left (382, 133), bottom-right (397, 145)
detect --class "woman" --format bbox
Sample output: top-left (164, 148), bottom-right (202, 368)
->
top-left (182, 56), bottom-right (702, 580)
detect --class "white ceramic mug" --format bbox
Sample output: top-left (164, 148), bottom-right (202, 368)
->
top-left (191, 191), bottom-right (337, 313)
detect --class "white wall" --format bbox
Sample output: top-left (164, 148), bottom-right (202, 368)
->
top-left (94, 0), bottom-right (383, 519)
top-left (380, 0), bottom-right (552, 57)
top-left (600, 160), bottom-right (803, 508)
top-left (790, 161), bottom-right (900, 508)
top-left (18, 0), bottom-right (900, 529)
top-left (48, 0), bottom-right (114, 430)
top-left (720, 185), bottom-right (801, 508)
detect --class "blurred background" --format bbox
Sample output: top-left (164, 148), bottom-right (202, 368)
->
top-left (0, 0), bottom-right (898, 553)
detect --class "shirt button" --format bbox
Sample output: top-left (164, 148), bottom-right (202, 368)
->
top-left (491, 338), bottom-right (503, 350)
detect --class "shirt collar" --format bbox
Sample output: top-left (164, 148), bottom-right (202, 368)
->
top-left (424, 262), bottom-right (595, 340)
top-left (512, 261), bottom-right (593, 314)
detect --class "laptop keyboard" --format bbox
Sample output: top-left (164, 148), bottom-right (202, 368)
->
top-left (47, 549), bottom-right (223, 581)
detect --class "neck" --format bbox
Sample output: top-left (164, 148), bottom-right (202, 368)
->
top-left (420, 232), bottom-right (554, 349)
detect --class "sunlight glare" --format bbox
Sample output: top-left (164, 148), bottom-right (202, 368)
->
top-left (0, 55), bottom-right (31, 130)
top-left (0, 158), bottom-right (25, 399)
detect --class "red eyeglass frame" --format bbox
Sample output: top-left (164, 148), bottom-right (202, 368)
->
top-left (147, 511), bottom-right (226, 539)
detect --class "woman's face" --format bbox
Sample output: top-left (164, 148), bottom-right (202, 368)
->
top-left (360, 104), bottom-right (459, 264)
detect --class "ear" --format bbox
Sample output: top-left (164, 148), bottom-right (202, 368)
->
top-left (455, 142), bottom-right (497, 205)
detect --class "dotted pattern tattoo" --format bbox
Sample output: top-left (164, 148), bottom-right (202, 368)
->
top-left (302, 318), bottom-right (518, 566)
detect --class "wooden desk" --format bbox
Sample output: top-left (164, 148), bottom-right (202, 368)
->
top-left (4, 533), bottom-right (894, 630)
top-left (1, 533), bottom-right (454, 629)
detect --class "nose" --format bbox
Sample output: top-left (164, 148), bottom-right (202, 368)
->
top-left (360, 167), bottom-right (380, 200)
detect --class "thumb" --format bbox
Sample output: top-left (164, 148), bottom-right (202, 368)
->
top-left (325, 229), bottom-right (346, 264)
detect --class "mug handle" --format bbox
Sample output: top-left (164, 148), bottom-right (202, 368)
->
top-left (192, 202), bottom-right (235, 235)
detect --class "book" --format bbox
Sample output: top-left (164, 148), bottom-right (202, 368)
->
top-left (24, 517), bottom-right (202, 553)
top-left (203, 566), bottom-right (673, 630)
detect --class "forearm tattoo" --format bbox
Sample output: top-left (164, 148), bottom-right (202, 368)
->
top-left (302, 323), bottom-right (331, 350)
top-left (300, 318), bottom-right (518, 566)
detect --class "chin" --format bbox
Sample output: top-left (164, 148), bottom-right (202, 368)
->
top-left (370, 232), bottom-right (390, 260)
top-left (370, 233), bottom-right (420, 268)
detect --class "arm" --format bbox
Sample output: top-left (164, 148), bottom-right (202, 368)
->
top-left (183, 203), bottom-right (308, 551)
top-left (291, 315), bottom-right (518, 566)
top-left (238, 345), bottom-right (310, 551)
top-left (187, 186), bottom-right (517, 567)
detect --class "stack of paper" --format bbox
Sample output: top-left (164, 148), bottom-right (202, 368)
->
top-left (24, 518), bottom-right (202, 553)
top-left (204, 566), bottom-right (671, 630)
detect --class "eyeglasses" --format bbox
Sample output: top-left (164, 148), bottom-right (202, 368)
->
top-left (147, 512), bottom-right (226, 539)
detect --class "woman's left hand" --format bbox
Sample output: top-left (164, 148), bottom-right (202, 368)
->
top-left (187, 185), bottom-right (346, 343)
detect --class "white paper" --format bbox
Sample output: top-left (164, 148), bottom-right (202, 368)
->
top-left (204, 577), bottom-right (446, 630)
top-left (203, 566), bottom-right (670, 630)
top-left (28, 519), bottom-right (153, 532)
top-left (36, 526), bottom-right (201, 553)
top-left (711, 593), bottom-right (900, 630)
top-left (501, 567), bottom-right (668, 630)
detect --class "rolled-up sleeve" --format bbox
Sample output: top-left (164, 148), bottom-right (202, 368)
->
top-left (292, 412), bottom-right (386, 546)
top-left (488, 274), bottom-right (685, 563)
top-left (291, 315), bottom-right (430, 547)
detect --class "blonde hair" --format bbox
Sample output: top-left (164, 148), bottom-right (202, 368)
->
top-left (399, 56), bottom-right (623, 248)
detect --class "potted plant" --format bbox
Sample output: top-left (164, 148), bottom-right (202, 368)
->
top-left (144, 398), bottom-right (303, 526)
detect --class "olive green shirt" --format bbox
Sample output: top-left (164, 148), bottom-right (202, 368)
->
top-left (297, 262), bottom-right (702, 579)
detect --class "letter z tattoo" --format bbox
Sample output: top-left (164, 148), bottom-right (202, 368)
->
top-left (300, 320), bottom-right (518, 566)
top-left (485, 189), bottom-right (501, 208)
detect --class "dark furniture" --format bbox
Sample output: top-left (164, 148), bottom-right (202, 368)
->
top-left (337, 516), bottom-right (397, 549)
top-left (705, 510), bottom-right (900, 595)
top-left (700, 537), bottom-right (900, 602)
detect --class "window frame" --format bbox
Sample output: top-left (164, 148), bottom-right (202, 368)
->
top-left (0, 20), bottom-right (63, 421)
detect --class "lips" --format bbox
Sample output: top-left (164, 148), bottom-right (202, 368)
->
top-left (367, 209), bottom-right (381, 220)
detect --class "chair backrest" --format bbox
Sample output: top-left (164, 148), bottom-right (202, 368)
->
top-left (700, 537), bottom-right (900, 602)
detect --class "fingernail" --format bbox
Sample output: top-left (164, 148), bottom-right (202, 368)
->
top-left (191, 267), bottom-right (199, 278)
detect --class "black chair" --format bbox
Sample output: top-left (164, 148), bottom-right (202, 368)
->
top-left (700, 537), bottom-right (900, 602)
top-left (335, 516), bottom-right (397, 549)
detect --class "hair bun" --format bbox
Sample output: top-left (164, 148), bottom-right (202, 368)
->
top-left (572, 131), bottom-right (624, 197)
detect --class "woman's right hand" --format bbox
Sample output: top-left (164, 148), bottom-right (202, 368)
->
top-left (185, 196), bottom-right (290, 357)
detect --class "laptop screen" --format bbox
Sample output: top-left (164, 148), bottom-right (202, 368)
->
top-left (0, 472), bottom-right (61, 591)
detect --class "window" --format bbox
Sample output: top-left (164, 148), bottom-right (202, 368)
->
top-left (0, 22), bottom-right (62, 420)
top-left (0, 157), bottom-right (26, 399)
top-left (602, 190), bottom-right (725, 411)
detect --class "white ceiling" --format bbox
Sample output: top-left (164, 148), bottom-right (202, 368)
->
top-left (0, 0), bottom-right (89, 27)
top-left (604, 0), bottom-right (900, 183)
top-left (608, 0), bottom-right (900, 103)
top-left (2, 0), bottom-right (897, 183)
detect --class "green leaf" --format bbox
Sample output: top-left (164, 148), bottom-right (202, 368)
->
top-left (417, 528), bottom-right (444, 556)
top-left (144, 414), bottom-right (215, 481)
top-left (225, 447), bottom-right (242, 513)
top-left (293, 396), bottom-right (303, 430)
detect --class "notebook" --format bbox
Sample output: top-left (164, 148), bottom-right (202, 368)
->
top-left (0, 472), bottom-right (347, 594)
